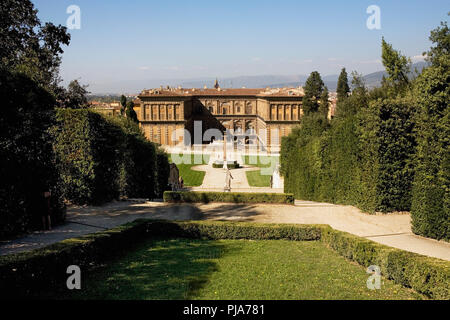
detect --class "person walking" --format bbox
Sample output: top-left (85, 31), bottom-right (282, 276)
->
top-left (224, 168), bottom-right (233, 192)
top-left (179, 176), bottom-right (184, 189)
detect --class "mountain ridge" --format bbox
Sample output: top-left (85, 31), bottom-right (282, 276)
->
top-left (89, 62), bottom-right (429, 94)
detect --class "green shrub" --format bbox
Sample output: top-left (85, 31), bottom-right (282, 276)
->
top-left (281, 94), bottom-right (416, 213)
top-left (359, 97), bottom-right (416, 212)
top-left (52, 110), bottom-right (167, 204)
top-left (212, 161), bottom-right (240, 169)
top-left (0, 220), bottom-right (148, 298)
top-left (320, 226), bottom-right (449, 300)
top-left (1, 220), bottom-right (448, 299)
top-left (0, 69), bottom-right (66, 239)
top-left (163, 191), bottom-right (295, 204)
top-left (166, 221), bottom-right (323, 241)
top-left (52, 109), bottom-right (122, 205)
top-left (108, 116), bottom-right (157, 199)
top-left (410, 64), bottom-right (449, 240)
top-left (156, 149), bottom-right (170, 198)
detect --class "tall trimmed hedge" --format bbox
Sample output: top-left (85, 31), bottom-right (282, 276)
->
top-left (411, 63), bottom-right (449, 240)
top-left (0, 69), bottom-right (66, 239)
top-left (108, 116), bottom-right (157, 199)
top-left (281, 94), bottom-right (417, 213)
top-left (156, 148), bottom-right (170, 198)
top-left (53, 109), bottom-right (167, 204)
top-left (281, 23), bottom-right (449, 240)
top-left (359, 97), bottom-right (417, 212)
top-left (53, 109), bottom-right (122, 205)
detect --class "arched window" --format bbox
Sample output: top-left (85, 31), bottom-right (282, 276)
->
top-left (208, 106), bottom-right (213, 113)
top-left (222, 107), bottom-right (227, 115)
top-left (245, 103), bottom-right (252, 114)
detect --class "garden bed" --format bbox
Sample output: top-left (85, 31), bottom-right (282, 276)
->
top-left (0, 220), bottom-right (448, 299)
top-left (163, 191), bottom-right (295, 204)
top-left (70, 238), bottom-right (424, 300)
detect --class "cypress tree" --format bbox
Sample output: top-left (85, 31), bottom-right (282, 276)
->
top-left (120, 95), bottom-right (127, 115)
top-left (336, 68), bottom-right (350, 101)
top-left (303, 71), bottom-right (325, 114)
top-left (381, 37), bottom-right (411, 88)
top-left (126, 101), bottom-right (138, 123)
top-left (319, 86), bottom-right (330, 118)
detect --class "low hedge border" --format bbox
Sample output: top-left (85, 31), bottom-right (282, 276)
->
top-left (163, 191), bottom-right (295, 205)
top-left (320, 227), bottom-right (449, 300)
top-left (212, 163), bottom-right (240, 169)
top-left (1, 220), bottom-right (448, 299)
top-left (0, 220), bottom-right (149, 298)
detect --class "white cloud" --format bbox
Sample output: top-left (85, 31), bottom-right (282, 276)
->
top-left (138, 66), bottom-right (151, 70)
top-left (358, 59), bottom-right (382, 64)
top-left (412, 54), bottom-right (427, 62)
top-left (251, 57), bottom-right (263, 62)
top-left (328, 58), bottom-right (338, 61)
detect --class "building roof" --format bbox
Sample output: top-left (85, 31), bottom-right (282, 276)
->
top-left (138, 87), bottom-right (304, 98)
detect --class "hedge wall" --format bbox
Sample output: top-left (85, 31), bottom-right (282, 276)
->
top-left (163, 191), bottom-right (295, 204)
top-left (156, 148), bottom-right (170, 198)
top-left (281, 95), bottom-right (416, 213)
top-left (359, 97), bottom-right (416, 212)
top-left (52, 110), bottom-right (166, 204)
top-left (410, 63), bottom-right (449, 241)
top-left (52, 109), bottom-right (123, 205)
top-left (0, 220), bottom-right (149, 298)
top-left (282, 57), bottom-right (447, 240)
top-left (108, 116), bottom-right (157, 200)
top-left (1, 220), bottom-right (448, 299)
top-left (0, 69), bottom-right (66, 239)
top-left (320, 227), bottom-right (449, 299)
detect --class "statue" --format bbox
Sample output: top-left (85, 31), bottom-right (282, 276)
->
top-left (224, 168), bottom-right (234, 192)
top-left (271, 164), bottom-right (282, 188)
top-left (169, 163), bottom-right (180, 191)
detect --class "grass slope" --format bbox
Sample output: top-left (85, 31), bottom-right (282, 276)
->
top-left (242, 156), bottom-right (279, 187)
top-left (71, 239), bottom-right (424, 300)
top-left (169, 154), bottom-right (209, 187)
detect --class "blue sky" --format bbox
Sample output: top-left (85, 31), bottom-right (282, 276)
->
top-left (32, 0), bottom-right (448, 92)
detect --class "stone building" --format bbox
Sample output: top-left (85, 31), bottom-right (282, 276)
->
top-left (135, 81), bottom-right (306, 152)
top-left (90, 101), bottom-right (123, 116)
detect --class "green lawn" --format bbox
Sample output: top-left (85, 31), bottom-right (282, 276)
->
top-left (169, 154), bottom-right (209, 187)
top-left (70, 239), bottom-right (424, 300)
top-left (242, 156), bottom-right (279, 187)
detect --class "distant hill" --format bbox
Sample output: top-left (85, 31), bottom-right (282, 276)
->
top-left (363, 61), bottom-right (430, 89)
top-left (264, 62), bottom-right (430, 91)
top-left (88, 61), bottom-right (430, 94)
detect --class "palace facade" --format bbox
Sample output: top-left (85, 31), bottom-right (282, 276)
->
top-left (135, 81), bottom-right (306, 152)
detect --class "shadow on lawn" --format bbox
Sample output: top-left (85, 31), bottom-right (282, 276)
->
top-left (71, 238), bottom-right (240, 300)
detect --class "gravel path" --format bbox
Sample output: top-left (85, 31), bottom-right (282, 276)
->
top-left (189, 164), bottom-right (283, 193)
top-left (191, 164), bottom-right (258, 189)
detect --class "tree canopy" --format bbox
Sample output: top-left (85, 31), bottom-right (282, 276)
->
top-left (0, 0), bottom-right (71, 94)
top-left (381, 37), bottom-right (411, 87)
top-left (58, 80), bottom-right (90, 109)
top-left (126, 101), bottom-right (138, 123)
top-left (336, 68), bottom-right (350, 101)
top-left (302, 71), bottom-right (325, 114)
